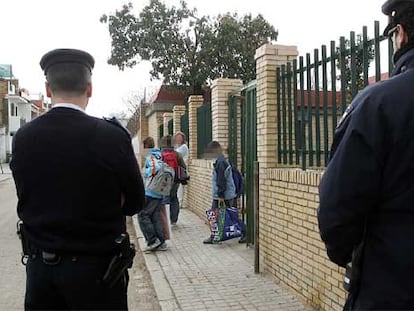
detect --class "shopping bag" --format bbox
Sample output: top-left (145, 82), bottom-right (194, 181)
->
top-left (160, 204), bottom-right (171, 240)
top-left (206, 203), bottom-right (243, 242)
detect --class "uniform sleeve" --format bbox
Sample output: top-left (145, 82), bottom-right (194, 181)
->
top-left (118, 136), bottom-right (146, 216)
top-left (318, 96), bottom-right (385, 267)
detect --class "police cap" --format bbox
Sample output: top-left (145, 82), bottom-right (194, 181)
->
top-left (40, 48), bottom-right (95, 75)
top-left (382, 0), bottom-right (414, 35)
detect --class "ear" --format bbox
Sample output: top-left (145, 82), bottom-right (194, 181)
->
top-left (86, 83), bottom-right (92, 98)
top-left (397, 24), bottom-right (409, 45)
top-left (45, 82), bottom-right (52, 98)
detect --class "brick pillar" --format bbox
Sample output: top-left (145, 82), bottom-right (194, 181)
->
top-left (211, 78), bottom-right (243, 156)
top-left (188, 95), bottom-right (204, 160)
top-left (173, 105), bottom-right (186, 135)
top-left (255, 44), bottom-right (298, 169)
top-left (163, 113), bottom-right (173, 136)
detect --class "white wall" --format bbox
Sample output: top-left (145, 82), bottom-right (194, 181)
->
top-left (0, 127), bottom-right (6, 162)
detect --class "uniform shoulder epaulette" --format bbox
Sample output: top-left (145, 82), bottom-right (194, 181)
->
top-left (103, 116), bottom-right (131, 139)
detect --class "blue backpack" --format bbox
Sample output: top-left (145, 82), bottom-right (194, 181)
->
top-left (230, 163), bottom-right (244, 199)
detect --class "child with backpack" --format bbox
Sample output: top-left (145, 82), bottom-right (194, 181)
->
top-left (139, 136), bottom-right (170, 252)
top-left (160, 135), bottom-right (187, 226)
top-left (203, 141), bottom-right (246, 244)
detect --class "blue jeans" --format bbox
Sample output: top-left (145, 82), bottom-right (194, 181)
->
top-left (169, 183), bottom-right (180, 223)
top-left (138, 196), bottom-right (164, 245)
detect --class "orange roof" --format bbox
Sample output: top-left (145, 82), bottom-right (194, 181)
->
top-left (150, 85), bottom-right (211, 105)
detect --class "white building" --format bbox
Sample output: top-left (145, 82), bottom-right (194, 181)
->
top-left (1, 93), bottom-right (37, 162)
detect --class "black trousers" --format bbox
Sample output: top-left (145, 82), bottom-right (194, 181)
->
top-left (25, 253), bottom-right (128, 310)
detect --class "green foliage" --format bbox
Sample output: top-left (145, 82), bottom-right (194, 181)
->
top-left (100, 0), bottom-right (278, 91)
top-left (336, 34), bottom-right (375, 94)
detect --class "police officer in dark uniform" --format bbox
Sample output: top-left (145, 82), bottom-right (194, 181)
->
top-left (10, 48), bottom-right (145, 310)
top-left (318, 1), bottom-right (414, 309)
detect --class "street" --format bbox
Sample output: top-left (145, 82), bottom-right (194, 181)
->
top-left (0, 177), bottom-right (160, 310)
top-left (0, 178), bottom-right (25, 310)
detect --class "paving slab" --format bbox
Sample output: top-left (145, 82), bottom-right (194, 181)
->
top-left (133, 208), bottom-right (309, 311)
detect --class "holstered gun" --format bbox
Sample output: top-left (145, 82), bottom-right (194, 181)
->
top-left (102, 233), bottom-right (136, 288)
top-left (16, 220), bottom-right (31, 265)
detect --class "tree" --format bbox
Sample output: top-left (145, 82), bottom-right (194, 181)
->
top-left (100, 0), bottom-right (278, 93)
top-left (336, 34), bottom-right (375, 98)
top-left (122, 87), bottom-right (157, 137)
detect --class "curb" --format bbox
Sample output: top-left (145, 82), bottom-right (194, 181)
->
top-left (132, 217), bottom-right (181, 311)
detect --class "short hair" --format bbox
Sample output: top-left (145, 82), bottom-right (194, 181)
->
top-left (206, 140), bottom-right (222, 155)
top-left (46, 63), bottom-right (91, 96)
top-left (174, 131), bottom-right (187, 143)
top-left (159, 135), bottom-right (173, 149)
top-left (143, 137), bottom-right (155, 149)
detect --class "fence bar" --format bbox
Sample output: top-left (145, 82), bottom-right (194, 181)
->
top-left (363, 26), bottom-right (369, 87)
top-left (350, 31), bottom-right (358, 98)
top-left (293, 60), bottom-right (300, 165)
top-left (388, 36), bottom-right (394, 75)
top-left (339, 36), bottom-right (347, 114)
top-left (276, 67), bottom-right (282, 164)
top-left (322, 45), bottom-right (329, 166)
top-left (314, 49), bottom-right (321, 166)
top-left (281, 65), bottom-right (288, 164)
top-left (331, 41), bottom-right (338, 138)
top-left (287, 63), bottom-right (293, 165)
top-left (375, 21), bottom-right (381, 82)
top-left (299, 56), bottom-right (306, 170)
top-left (306, 53), bottom-right (314, 167)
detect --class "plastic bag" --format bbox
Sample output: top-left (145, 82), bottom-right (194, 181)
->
top-left (206, 203), bottom-right (243, 242)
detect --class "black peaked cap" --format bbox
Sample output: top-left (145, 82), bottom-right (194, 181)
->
top-left (40, 48), bottom-right (95, 74)
top-left (382, 0), bottom-right (414, 14)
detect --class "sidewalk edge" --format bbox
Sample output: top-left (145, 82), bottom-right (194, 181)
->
top-left (132, 216), bottom-right (180, 311)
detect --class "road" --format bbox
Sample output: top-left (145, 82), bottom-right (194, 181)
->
top-left (0, 178), bottom-right (25, 310)
top-left (0, 177), bottom-right (160, 310)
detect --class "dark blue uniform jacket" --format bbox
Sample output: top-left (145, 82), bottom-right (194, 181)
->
top-left (318, 49), bottom-right (414, 310)
top-left (11, 107), bottom-right (145, 256)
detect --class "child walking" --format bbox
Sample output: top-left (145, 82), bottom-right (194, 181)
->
top-left (203, 141), bottom-right (246, 244)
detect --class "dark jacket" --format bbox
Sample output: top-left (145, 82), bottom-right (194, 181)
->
top-left (212, 155), bottom-right (236, 200)
top-left (318, 49), bottom-right (414, 310)
top-left (11, 107), bottom-right (145, 255)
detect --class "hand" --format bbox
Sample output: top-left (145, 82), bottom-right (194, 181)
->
top-left (218, 198), bottom-right (224, 203)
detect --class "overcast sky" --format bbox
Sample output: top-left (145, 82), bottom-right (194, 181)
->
top-left (1, 0), bottom-right (387, 117)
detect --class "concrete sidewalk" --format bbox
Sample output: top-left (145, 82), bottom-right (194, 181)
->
top-left (0, 163), bottom-right (12, 183)
top-left (133, 208), bottom-right (308, 311)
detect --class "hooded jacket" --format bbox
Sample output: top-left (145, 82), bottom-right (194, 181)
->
top-left (144, 148), bottom-right (163, 199)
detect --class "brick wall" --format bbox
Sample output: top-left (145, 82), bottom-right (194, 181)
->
top-left (148, 112), bottom-right (163, 146)
top-left (211, 79), bottom-right (242, 155)
top-left (260, 168), bottom-right (346, 310)
top-left (185, 159), bottom-right (213, 220)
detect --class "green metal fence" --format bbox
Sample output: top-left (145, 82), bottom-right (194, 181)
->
top-left (180, 111), bottom-right (189, 144)
top-left (228, 94), bottom-right (239, 166)
top-left (277, 20), bottom-right (393, 170)
top-left (158, 124), bottom-right (163, 142)
top-left (241, 82), bottom-right (257, 243)
top-left (168, 119), bottom-right (173, 136)
top-left (197, 103), bottom-right (212, 158)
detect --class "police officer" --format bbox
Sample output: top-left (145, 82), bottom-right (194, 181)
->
top-left (318, 1), bottom-right (414, 309)
top-left (10, 49), bottom-right (145, 310)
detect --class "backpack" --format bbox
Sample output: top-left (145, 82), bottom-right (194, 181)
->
top-left (162, 149), bottom-right (179, 179)
top-left (146, 155), bottom-right (175, 196)
top-left (230, 163), bottom-right (244, 199)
